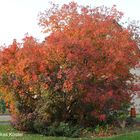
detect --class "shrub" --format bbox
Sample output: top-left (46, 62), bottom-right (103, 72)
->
top-left (11, 113), bottom-right (35, 131)
top-left (0, 99), bottom-right (6, 113)
top-left (34, 121), bottom-right (82, 137)
top-left (0, 2), bottom-right (139, 135)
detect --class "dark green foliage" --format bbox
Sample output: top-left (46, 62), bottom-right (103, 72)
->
top-left (34, 122), bottom-right (82, 137)
top-left (0, 99), bottom-right (6, 113)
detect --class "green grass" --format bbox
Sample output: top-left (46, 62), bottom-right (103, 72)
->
top-left (0, 124), bottom-right (140, 140)
top-left (135, 114), bottom-right (140, 121)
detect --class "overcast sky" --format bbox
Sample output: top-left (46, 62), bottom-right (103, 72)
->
top-left (0, 0), bottom-right (139, 45)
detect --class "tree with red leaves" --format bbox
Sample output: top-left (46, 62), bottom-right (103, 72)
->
top-left (38, 2), bottom-right (140, 125)
top-left (0, 2), bottom-right (139, 132)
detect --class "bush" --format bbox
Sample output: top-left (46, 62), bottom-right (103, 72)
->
top-left (11, 113), bottom-right (35, 131)
top-left (33, 119), bottom-right (48, 135)
top-left (34, 121), bottom-right (82, 137)
top-left (0, 2), bottom-right (139, 136)
top-left (0, 99), bottom-right (6, 114)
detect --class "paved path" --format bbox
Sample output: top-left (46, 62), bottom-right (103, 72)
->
top-left (0, 114), bottom-right (11, 121)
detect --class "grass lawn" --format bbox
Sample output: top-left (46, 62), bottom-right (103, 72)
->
top-left (0, 124), bottom-right (140, 140)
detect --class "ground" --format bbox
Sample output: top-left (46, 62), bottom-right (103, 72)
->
top-left (0, 115), bottom-right (140, 139)
top-left (0, 115), bottom-right (11, 121)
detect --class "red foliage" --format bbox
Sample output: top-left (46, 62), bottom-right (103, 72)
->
top-left (99, 114), bottom-right (106, 121)
top-left (0, 2), bottom-right (139, 126)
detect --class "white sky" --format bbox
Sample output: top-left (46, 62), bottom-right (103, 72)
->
top-left (0, 0), bottom-right (140, 45)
